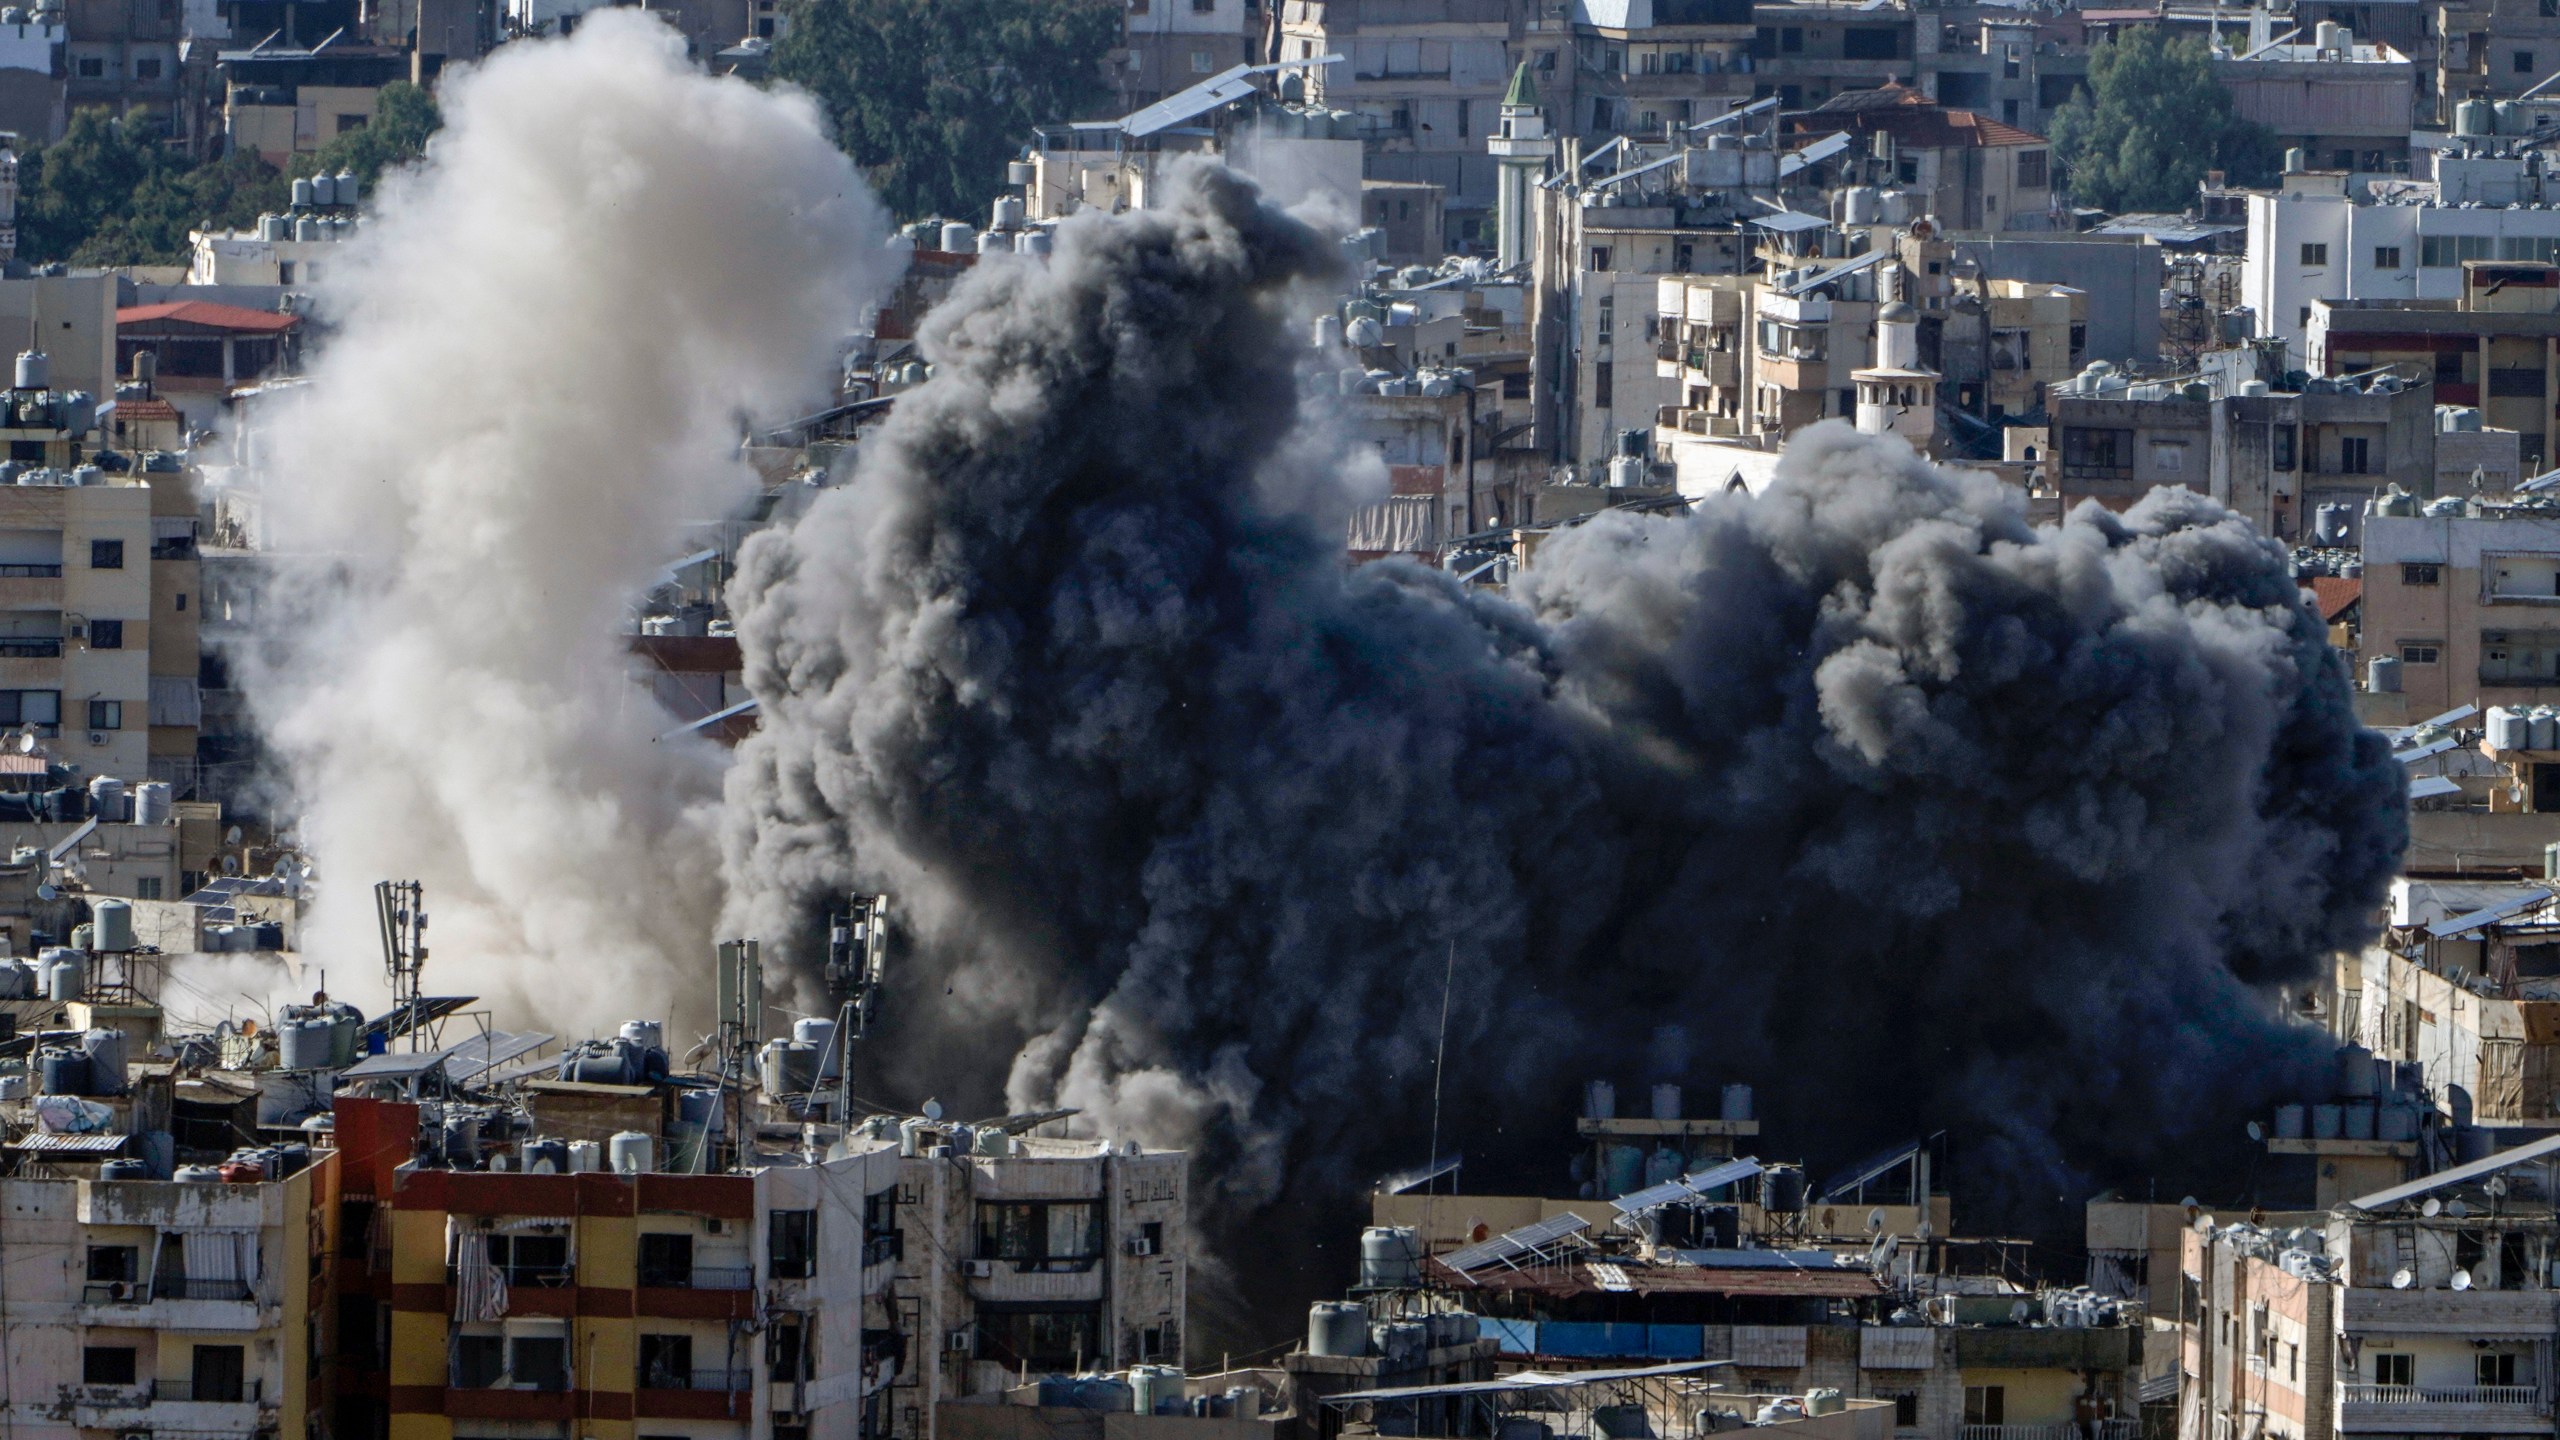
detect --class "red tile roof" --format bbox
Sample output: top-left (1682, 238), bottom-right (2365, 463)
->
top-left (117, 301), bottom-right (300, 333)
top-left (2308, 576), bottom-right (2362, 622)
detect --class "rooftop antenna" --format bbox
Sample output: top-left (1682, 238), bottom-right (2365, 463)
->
top-left (821, 894), bottom-right (889, 1121)
top-left (713, 936), bottom-right (762, 1172)
top-left (373, 879), bottom-right (425, 1050)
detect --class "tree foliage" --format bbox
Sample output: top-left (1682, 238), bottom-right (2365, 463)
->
top-left (16, 109), bottom-right (287, 266)
top-left (295, 81), bottom-right (443, 187)
top-left (2047, 28), bottom-right (2278, 213)
top-left (773, 0), bottom-right (1120, 222)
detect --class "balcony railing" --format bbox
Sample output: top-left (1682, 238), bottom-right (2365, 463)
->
top-left (2341, 1385), bottom-right (2543, 1407)
top-left (448, 1371), bottom-right (571, 1392)
top-left (506, 1264), bottom-right (575, 1289)
top-left (154, 1377), bottom-right (266, 1403)
top-left (1959, 1422), bottom-right (2139, 1440)
top-left (641, 1367), bottom-right (756, 1392)
top-left (689, 1265), bottom-right (754, 1290)
top-left (0, 564), bottom-right (61, 578)
top-left (159, 1279), bottom-right (255, 1301)
top-left (0, 638), bottom-right (63, 657)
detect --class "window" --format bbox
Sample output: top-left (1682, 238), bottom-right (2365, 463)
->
top-left (2401, 643), bottom-right (2441, 665)
top-left (2375, 245), bottom-right (2402, 269)
top-left (84, 1346), bottom-right (137, 1384)
top-left (1503, 372), bottom-right (1530, 400)
top-left (191, 1344), bottom-right (245, 1404)
top-left (2151, 440), bottom-right (2188, 473)
top-left (637, 1232), bottom-right (693, 1288)
top-left (2373, 1353), bottom-right (2415, 1386)
top-left (1890, 1394), bottom-right (1920, 1428)
top-left (2404, 563), bottom-right (2441, 586)
top-left (2521, 50), bottom-right (2538, 73)
top-left (454, 1334), bottom-right (506, 1387)
top-left (1589, 246), bottom-right (1612, 272)
top-left (277, 262), bottom-right (294, 285)
top-left (134, 57), bottom-right (160, 79)
top-left (510, 1334), bottom-right (569, 1391)
top-left (136, 876), bottom-right (160, 900)
top-left (75, 56), bottom-right (100, 76)
top-left (1597, 296), bottom-right (1614, 342)
top-left (2301, 243), bottom-right (2330, 266)
top-left (978, 1308), bottom-right (1101, 1371)
top-left (769, 1317), bottom-right (808, 1381)
top-left (88, 619), bottom-right (121, 650)
top-left (1190, 50), bottom-right (1214, 72)
top-left (87, 1245), bottom-right (138, 1282)
top-left (90, 539), bottom-right (122, 569)
top-left (2273, 423), bottom-right (2297, 471)
top-left (2341, 435), bottom-right (2371, 473)
top-left (2479, 1352), bottom-right (2519, 1387)
top-left (2062, 426), bottom-right (2130, 471)
top-left (2424, 234), bottom-right (2498, 268)
top-left (638, 1333), bottom-right (693, 1389)
top-left (2016, 150), bottom-right (2047, 188)
top-left (976, 1201), bottom-right (1103, 1262)
top-left (1963, 1387), bottom-right (2005, 1427)
top-left (88, 701), bottom-right (121, 731)
top-left (174, 593), bottom-right (185, 611)
top-left (770, 1208), bottom-right (816, 1278)
top-left (0, 690), bottom-right (61, 732)
top-left (1595, 364), bottom-right (1613, 409)
top-left (487, 1232), bottom-right (569, 1285)
top-left (1780, 25), bottom-right (1802, 50)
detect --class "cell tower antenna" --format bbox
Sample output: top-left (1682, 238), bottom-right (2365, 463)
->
top-left (374, 879), bottom-right (426, 1050)
top-left (823, 895), bottom-right (890, 1118)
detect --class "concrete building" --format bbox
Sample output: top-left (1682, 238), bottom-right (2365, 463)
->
top-left (2178, 1139), bottom-right (2560, 1440)
top-left (0, 275), bottom-right (121, 404)
top-left (2309, 259), bottom-right (2560, 471)
top-left (114, 300), bottom-right (300, 435)
top-left (1281, 0), bottom-right (1518, 246)
top-left (2241, 152), bottom-right (2560, 354)
top-left (2360, 502), bottom-right (2560, 710)
top-left (214, 43), bottom-right (403, 169)
top-left (2219, 31), bottom-right (2419, 174)
top-left (1114, 0), bottom-right (1257, 116)
top-left (1792, 85), bottom-right (2056, 234)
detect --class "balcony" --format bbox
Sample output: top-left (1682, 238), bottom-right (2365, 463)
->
top-left (638, 1264), bottom-right (754, 1290)
top-left (154, 1378), bottom-right (267, 1403)
top-left (1961, 1423), bottom-right (2139, 1440)
top-left (865, 1231), bottom-right (903, 1267)
top-left (0, 572), bottom-right (64, 607)
top-left (2340, 1384), bottom-right (2549, 1433)
top-left (64, 1378), bottom-right (274, 1430)
top-left (635, 1369), bottom-right (756, 1420)
top-left (0, 637), bottom-right (63, 656)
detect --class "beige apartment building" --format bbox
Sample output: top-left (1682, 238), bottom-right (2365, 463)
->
top-left (2362, 507), bottom-right (2560, 713)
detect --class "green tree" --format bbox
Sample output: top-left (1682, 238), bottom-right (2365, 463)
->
top-left (2047, 29), bottom-right (2279, 213)
top-left (15, 109), bottom-right (288, 265)
top-left (295, 81), bottom-right (442, 187)
top-left (773, 0), bottom-right (1120, 221)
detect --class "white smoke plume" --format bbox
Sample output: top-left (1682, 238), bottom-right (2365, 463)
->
top-left (236, 14), bottom-right (894, 1028)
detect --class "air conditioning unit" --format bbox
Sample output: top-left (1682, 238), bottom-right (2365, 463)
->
top-left (106, 1280), bottom-right (132, 1301)
top-left (705, 1218), bottom-right (724, 1234)
top-left (964, 1259), bottom-right (994, 1278)
top-left (946, 1325), bottom-right (976, 1353)
top-left (1125, 1237), bottom-right (1156, 1257)
top-left (86, 733), bottom-right (104, 745)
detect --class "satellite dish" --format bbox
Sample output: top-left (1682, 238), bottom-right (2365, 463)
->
top-left (2392, 1267), bottom-right (2414, 1289)
top-left (1915, 1221), bottom-right (1933, 1241)
top-left (2447, 1199), bottom-right (2470, 1218)
top-left (2487, 1175), bottom-right (2509, 1198)
top-left (2195, 1214), bottom-right (2215, 1233)
top-left (224, 826), bottom-right (242, 845)
top-left (2180, 1195), bottom-right (2201, 1210)
top-left (1875, 1235), bottom-right (1900, 1270)
top-left (2009, 1300), bottom-right (2032, 1322)
top-left (35, 883), bottom-right (55, 900)
top-left (2248, 1121), bottom-right (2265, 1142)
top-left (2454, 1269), bottom-right (2475, 1291)
top-left (15, 732), bottom-right (33, 754)
top-left (1867, 1208), bottom-right (1886, 1235)
top-left (921, 1097), bottom-right (944, 1121)
top-left (220, 855), bottom-right (240, 876)
top-left (2424, 1198), bottom-right (2443, 1217)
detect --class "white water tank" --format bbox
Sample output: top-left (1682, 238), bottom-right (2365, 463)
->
top-left (939, 220), bottom-right (974, 253)
top-left (92, 898), bottom-right (133, 952)
top-left (567, 1139), bottom-right (603, 1174)
top-left (1721, 1083), bottom-right (1754, 1121)
top-left (1650, 1083), bottom-right (1681, 1120)
top-left (13, 349), bottom-right (44, 390)
top-left (132, 782), bottom-right (171, 825)
top-left (1359, 1226), bottom-right (1421, 1287)
top-left (1308, 1301), bottom-right (1369, 1356)
top-left (310, 172), bottom-right (336, 207)
top-left (618, 1019), bottom-right (663, 1052)
top-left (991, 195), bottom-right (1025, 230)
top-left (608, 1130), bottom-right (653, 1175)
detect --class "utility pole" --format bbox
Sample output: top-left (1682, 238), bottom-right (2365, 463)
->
top-left (374, 880), bottom-right (425, 1051)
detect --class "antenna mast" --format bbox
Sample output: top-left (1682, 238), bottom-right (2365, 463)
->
top-left (823, 895), bottom-right (889, 1119)
top-left (714, 937), bottom-right (762, 1172)
top-left (374, 879), bottom-right (426, 1050)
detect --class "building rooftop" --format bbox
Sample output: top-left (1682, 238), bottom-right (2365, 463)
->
top-left (117, 301), bottom-right (299, 334)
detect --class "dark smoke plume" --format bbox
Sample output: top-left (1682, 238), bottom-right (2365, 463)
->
top-left (722, 166), bottom-right (2405, 1276)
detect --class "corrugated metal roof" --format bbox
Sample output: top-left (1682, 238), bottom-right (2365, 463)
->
top-left (1325, 1358), bottom-right (1731, 1403)
top-left (2346, 1132), bottom-right (2560, 1211)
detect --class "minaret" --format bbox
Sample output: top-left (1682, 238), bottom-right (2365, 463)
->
top-left (1488, 62), bottom-right (1548, 270)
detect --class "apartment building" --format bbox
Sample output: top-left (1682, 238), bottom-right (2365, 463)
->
top-left (2242, 153), bottom-right (2560, 353)
top-left (0, 1153), bottom-right (336, 1440)
top-left (2336, 878), bottom-right (2560, 1134)
top-left (331, 1094), bottom-right (907, 1440)
top-left (63, 0), bottom-right (182, 134)
top-left (215, 42), bottom-right (404, 169)
top-left (2179, 1140), bottom-right (2560, 1440)
top-left (2047, 367), bottom-right (2432, 538)
top-left (1116, 0), bottom-right (1259, 116)
top-left (2361, 504), bottom-right (2560, 711)
top-left (1561, 0), bottom-right (1757, 143)
top-left (2220, 32), bottom-right (2419, 174)
top-left (1791, 85), bottom-right (2055, 234)
top-left (1281, 0), bottom-right (1517, 246)
top-left (2433, 0), bottom-right (2560, 123)
top-left (2310, 260), bottom-right (2560, 472)
top-left (0, 419), bottom-right (165, 783)
top-left (143, 454), bottom-right (198, 796)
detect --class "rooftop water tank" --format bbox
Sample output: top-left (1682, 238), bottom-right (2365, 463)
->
top-left (1651, 1082), bottom-right (1681, 1120)
top-left (975, 230), bottom-right (1007, 255)
top-left (2339, 1043), bottom-right (2377, 1097)
top-left (991, 195), bottom-right (1025, 230)
top-left (568, 1139), bottom-right (603, 1173)
top-left (311, 173), bottom-right (336, 207)
top-left (1007, 160), bottom-right (1035, 186)
top-left (794, 1016), bottom-right (840, 1081)
top-left (38, 1045), bottom-right (88, 1094)
top-left (279, 1015), bottom-right (335, 1069)
top-left (610, 1130), bottom-right (653, 1175)
top-left (12, 349), bottom-right (44, 391)
top-left (1359, 1226), bottom-right (1421, 1288)
top-left (294, 215), bottom-right (320, 242)
top-left (2531, 708), bottom-right (2556, 750)
top-left (45, 948), bottom-right (81, 1002)
top-left (2312, 1103), bottom-right (2343, 1138)
top-left (2368, 655), bottom-right (2403, 694)
top-left (290, 176), bottom-right (313, 209)
top-left (2343, 1100), bottom-right (2376, 1140)
top-left (92, 898), bottom-right (133, 953)
top-left (81, 1026), bottom-right (125, 1093)
top-left (133, 781), bottom-right (171, 825)
top-left (1721, 1083), bottom-right (1753, 1121)
top-left (1016, 230), bottom-right (1052, 256)
top-left (2460, 98), bottom-right (2497, 136)
top-left (2273, 1103), bottom-right (2307, 1139)
top-left (260, 213), bottom-right (287, 242)
top-left (939, 220), bottom-right (973, 253)
top-left (336, 171), bottom-right (358, 205)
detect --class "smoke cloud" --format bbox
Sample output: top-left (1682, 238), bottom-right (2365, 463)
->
top-left (238, 14), bottom-right (893, 1027)
top-left (722, 163), bottom-right (2405, 1237)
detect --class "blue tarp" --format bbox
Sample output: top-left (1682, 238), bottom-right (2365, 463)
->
top-left (1484, 1318), bottom-right (1537, 1354)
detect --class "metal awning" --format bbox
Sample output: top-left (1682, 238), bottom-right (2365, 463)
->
top-left (8, 1130), bottom-right (131, 1153)
top-left (1325, 1359), bottom-right (1732, 1404)
top-left (1780, 249), bottom-right (1887, 297)
top-left (1119, 55), bottom-right (1342, 138)
top-left (1780, 132), bottom-right (1852, 177)
top-left (342, 1050), bottom-right (449, 1081)
top-left (2345, 1132), bottom-right (2560, 1211)
top-left (1748, 210), bottom-right (1829, 233)
top-left (1612, 1157), bottom-right (1763, 1215)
